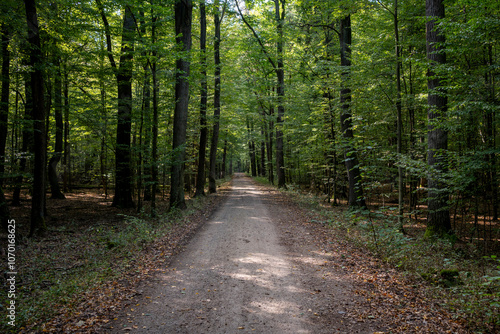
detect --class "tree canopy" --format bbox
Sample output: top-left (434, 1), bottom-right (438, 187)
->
top-left (0, 0), bottom-right (498, 240)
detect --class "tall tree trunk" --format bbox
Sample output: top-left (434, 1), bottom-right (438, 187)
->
top-left (195, 0), bottom-right (208, 197)
top-left (275, 0), bottom-right (286, 188)
top-left (394, 0), bottom-right (404, 230)
top-left (97, 0), bottom-right (135, 208)
top-left (209, 1), bottom-right (222, 194)
top-left (268, 103), bottom-right (274, 185)
top-left (63, 62), bottom-right (71, 192)
top-left (151, 13), bottom-right (159, 216)
top-left (48, 59), bottom-right (65, 199)
top-left (246, 116), bottom-right (257, 177)
top-left (260, 128), bottom-right (266, 177)
top-left (0, 24), bottom-right (10, 186)
top-left (112, 6), bottom-right (135, 208)
top-left (25, 0), bottom-right (47, 236)
top-left (339, 14), bottom-right (366, 209)
top-left (170, 0), bottom-right (192, 209)
top-left (425, 0), bottom-right (451, 237)
top-left (485, 45), bottom-right (498, 220)
top-left (222, 138), bottom-right (227, 178)
top-left (137, 10), bottom-right (150, 210)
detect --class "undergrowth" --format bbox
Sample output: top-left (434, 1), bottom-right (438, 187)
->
top-left (0, 186), bottom-right (222, 333)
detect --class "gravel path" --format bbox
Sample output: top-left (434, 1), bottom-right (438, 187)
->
top-left (109, 174), bottom-right (384, 333)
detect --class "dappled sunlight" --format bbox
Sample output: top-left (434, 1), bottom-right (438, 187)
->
top-left (236, 252), bottom-right (288, 269)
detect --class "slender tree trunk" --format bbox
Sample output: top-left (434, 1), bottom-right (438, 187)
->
top-left (0, 24), bottom-right (10, 186)
top-left (275, 0), bottom-right (286, 188)
top-left (425, 0), bottom-right (451, 237)
top-left (209, 1), bottom-right (222, 194)
top-left (25, 0), bottom-right (47, 236)
top-left (340, 14), bottom-right (366, 209)
top-left (394, 1), bottom-right (404, 230)
top-left (268, 104), bottom-right (274, 185)
top-left (195, 0), bottom-right (208, 197)
top-left (486, 45), bottom-right (498, 220)
top-left (63, 63), bottom-right (70, 192)
top-left (170, 0), bottom-right (192, 209)
top-left (151, 13), bottom-right (159, 216)
top-left (222, 138), bottom-right (227, 178)
top-left (137, 10), bottom-right (150, 210)
top-left (260, 129), bottom-right (266, 177)
top-left (246, 116), bottom-right (257, 177)
top-left (48, 59), bottom-right (65, 199)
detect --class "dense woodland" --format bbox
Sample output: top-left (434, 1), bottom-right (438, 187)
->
top-left (0, 0), bottom-right (499, 244)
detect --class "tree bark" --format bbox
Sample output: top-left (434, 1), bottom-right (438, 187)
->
top-left (170, 0), bottom-right (192, 210)
top-left (195, 0), bottom-right (208, 197)
top-left (339, 14), bottom-right (366, 209)
top-left (25, 0), bottom-right (47, 236)
top-left (425, 0), bottom-right (452, 237)
top-left (209, 1), bottom-right (222, 194)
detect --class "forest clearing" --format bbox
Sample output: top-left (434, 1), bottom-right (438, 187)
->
top-left (1, 0), bottom-right (500, 332)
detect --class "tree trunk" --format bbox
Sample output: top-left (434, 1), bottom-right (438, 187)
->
top-left (195, 0), bottom-right (208, 197)
top-left (425, 0), bottom-right (451, 237)
top-left (209, 1), bottom-right (221, 194)
top-left (275, 0), bottom-right (286, 188)
top-left (268, 103), bottom-right (274, 185)
top-left (112, 6), bottom-right (135, 208)
top-left (63, 63), bottom-right (71, 192)
top-left (48, 59), bottom-right (65, 199)
top-left (339, 14), bottom-right (366, 209)
top-left (246, 116), bottom-right (257, 177)
top-left (25, 0), bottom-right (47, 236)
top-left (260, 130), bottom-right (266, 176)
top-left (151, 14), bottom-right (159, 216)
top-left (0, 24), bottom-right (10, 186)
top-left (170, 0), bottom-right (192, 210)
top-left (394, 0), bottom-right (404, 230)
top-left (222, 138), bottom-right (227, 178)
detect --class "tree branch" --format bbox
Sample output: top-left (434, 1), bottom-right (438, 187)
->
top-left (235, 0), bottom-right (276, 70)
top-left (95, 0), bottom-right (117, 71)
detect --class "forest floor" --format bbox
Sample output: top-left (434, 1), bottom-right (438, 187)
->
top-left (0, 174), bottom-right (491, 333)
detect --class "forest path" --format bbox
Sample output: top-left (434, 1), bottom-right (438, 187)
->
top-left (109, 174), bottom-right (384, 333)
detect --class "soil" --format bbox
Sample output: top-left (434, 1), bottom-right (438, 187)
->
top-left (104, 174), bottom-right (466, 333)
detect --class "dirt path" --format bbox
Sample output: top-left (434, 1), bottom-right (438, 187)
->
top-left (106, 175), bottom-right (433, 333)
